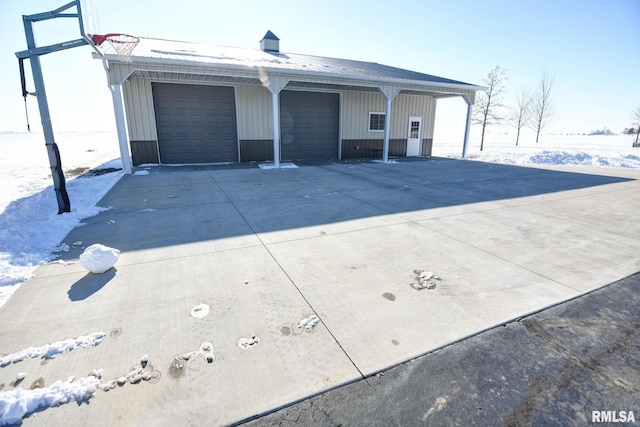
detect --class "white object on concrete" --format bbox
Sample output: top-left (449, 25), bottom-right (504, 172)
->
top-left (293, 315), bottom-right (320, 334)
top-left (237, 334), bottom-right (261, 350)
top-left (79, 244), bottom-right (120, 274)
top-left (190, 304), bottom-right (210, 319)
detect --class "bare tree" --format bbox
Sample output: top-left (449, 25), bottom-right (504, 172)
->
top-left (530, 71), bottom-right (556, 143)
top-left (632, 106), bottom-right (640, 144)
top-left (509, 86), bottom-right (532, 146)
top-left (473, 65), bottom-right (508, 151)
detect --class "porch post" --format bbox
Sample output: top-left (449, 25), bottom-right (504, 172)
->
top-left (111, 83), bottom-right (133, 174)
top-left (270, 91), bottom-right (281, 168)
top-left (378, 85), bottom-right (402, 163)
top-left (265, 76), bottom-right (289, 168)
top-left (383, 97), bottom-right (392, 162)
top-left (462, 94), bottom-right (473, 159)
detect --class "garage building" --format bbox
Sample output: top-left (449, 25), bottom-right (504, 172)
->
top-left (99, 31), bottom-right (484, 168)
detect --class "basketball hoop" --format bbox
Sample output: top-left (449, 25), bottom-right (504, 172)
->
top-left (93, 33), bottom-right (139, 62)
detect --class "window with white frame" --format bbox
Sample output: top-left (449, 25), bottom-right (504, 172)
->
top-left (369, 112), bottom-right (385, 131)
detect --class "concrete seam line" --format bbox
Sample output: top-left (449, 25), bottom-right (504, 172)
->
top-left (205, 170), bottom-right (368, 382)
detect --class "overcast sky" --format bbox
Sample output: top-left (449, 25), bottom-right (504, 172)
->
top-left (1, 0), bottom-right (638, 135)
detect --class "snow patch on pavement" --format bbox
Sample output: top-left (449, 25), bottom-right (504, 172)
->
top-left (190, 304), bottom-right (210, 319)
top-left (0, 371), bottom-right (102, 426)
top-left (410, 270), bottom-right (441, 291)
top-left (293, 315), bottom-right (320, 334)
top-left (0, 332), bottom-right (106, 366)
top-left (237, 334), bottom-right (261, 350)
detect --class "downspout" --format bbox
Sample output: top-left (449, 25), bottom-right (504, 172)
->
top-left (462, 94), bottom-right (473, 159)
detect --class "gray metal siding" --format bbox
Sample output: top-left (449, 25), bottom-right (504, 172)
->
top-left (130, 140), bottom-right (159, 165)
top-left (240, 140), bottom-right (273, 162)
top-left (341, 139), bottom-right (383, 159)
top-left (422, 139), bottom-right (433, 157)
top-left (152, 83), bottom-right (238, 164)
top-left (341, 139), bottom-right (407, 159)
top-left (280, 91), bottom-right (339, 160)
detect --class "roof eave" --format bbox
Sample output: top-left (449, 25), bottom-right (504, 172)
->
top-left (104, 54), bottom-right (485, 93)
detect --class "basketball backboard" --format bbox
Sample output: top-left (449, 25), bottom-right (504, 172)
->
top-left (79, 0), bottom-right (100, 38)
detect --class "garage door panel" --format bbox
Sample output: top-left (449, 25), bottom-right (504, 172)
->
top-left (152, 83), bottom-right (238, 164)
top-left (280, 91), bottom-right (339, 161)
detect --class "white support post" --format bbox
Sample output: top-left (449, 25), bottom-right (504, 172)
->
top-left (264, 76), bottom-right (288, 168)
top-left (462, 95), bottom-right (473, 159)
top-left (271, 90), bottom-right (281, 168)
top-left (378, 85), bottom-right (402, 163)
top-left (111, 84), bottom-right (133, 174)
top-left (383, 97), bottom-right (392, 162)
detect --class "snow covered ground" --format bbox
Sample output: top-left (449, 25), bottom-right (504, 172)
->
top-left (0, 130), bottom-right (639, 310)
top-left (433, 132), bottom-right (640, 169)
top-left (0, 131), bottom-right (122, 306)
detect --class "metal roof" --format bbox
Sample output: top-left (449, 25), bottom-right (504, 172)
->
top-left (261, 31), bottom-right (279, 41)
top-left (107, 37), bottom-right (482, 92)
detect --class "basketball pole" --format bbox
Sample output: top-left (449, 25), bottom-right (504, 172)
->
top-left (15, 0), bottom-right (89, 214)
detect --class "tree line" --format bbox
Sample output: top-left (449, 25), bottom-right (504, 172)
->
top-left (472, 65), bottom-right (640, 149)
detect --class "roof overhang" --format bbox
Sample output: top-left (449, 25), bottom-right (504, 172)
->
top-left (97, 50), bottom-right (485, 103)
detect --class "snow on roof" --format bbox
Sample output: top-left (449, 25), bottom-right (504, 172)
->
top-left (115, 37), bottom-right (476, 88)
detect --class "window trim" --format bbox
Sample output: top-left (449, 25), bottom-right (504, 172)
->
top-left (368, 112), bottom-right (386, 132)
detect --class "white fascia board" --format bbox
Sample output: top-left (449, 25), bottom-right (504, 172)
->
top-left (117, 54), bottom-right (486, 94)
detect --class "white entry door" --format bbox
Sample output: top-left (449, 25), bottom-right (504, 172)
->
top-left (406, 116), bottom-right (423, 157)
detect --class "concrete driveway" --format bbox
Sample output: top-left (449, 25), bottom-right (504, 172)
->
top-left (1, 158), bottom-right (639, 426)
